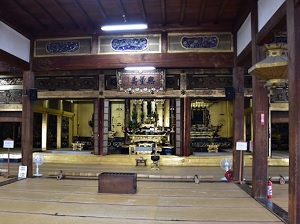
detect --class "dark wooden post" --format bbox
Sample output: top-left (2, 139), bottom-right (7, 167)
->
top-left (286, 0), bottom-right (300, 222)
top-left (21, 70), bottom-right (35, 177)
top-left (251, 1), bottom-right (269, 198)
top-left (93, 99), bottom-right (100, 155)
top-left (98, 98), bottom-right (104, 155)
top-left (184, 97), bottom-right (191, 156)
top-left (232, 66), bottom-right (245, 182)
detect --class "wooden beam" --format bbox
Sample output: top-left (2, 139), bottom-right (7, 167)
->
top-left (160, 0), bottom-right (166, 27)
top-left (236, 43), bottom-right (252, 67)
top-left (0, 50), bottom-right (30, 71)
top-left (33, 0), bottom-right (64, 29)
top-left (215, 0), bottom-right (228, 24)
top-left (137, 0), bottom-right (147, 22)
top-left (95, 0), bottom-right (108, 20)
top-left (98, 98), bottom-right (104, 155)
top-left (21, 70), bottom-right (35, 177)
top-left (183, 97), bottom-right (191, 156)
top-left (0, 117), bottom-right (22, 122)
top-left (180, 0), bottom-right (187, 25)
top-left (232, 66), bottom-right (245, 182)
top-left (233, 29), bottom-right (245, 183)
top-left (250, 0), bottom-right (269, 199)
top-left (286, 0), bottom-right (300, 222)
top-left (32, 52), bottom-right (234, 71)
top-left (54, 0), bottom-right (80, 29)
top-left (197, 0), bottom-right (207, 24)
top-left (74, 0), bottom-right (97, 28)
top-left (13, 0), bottom-right (47, 30)
top-left (232, 0), bottom-right (252, 33)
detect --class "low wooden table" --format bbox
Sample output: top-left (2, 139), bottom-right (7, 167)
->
top-left (135, 158), bottom-right (147, 166)
top-left (98, 172), bottom-right (137, 194)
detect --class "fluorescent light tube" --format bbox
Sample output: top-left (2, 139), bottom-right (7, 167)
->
top-left (124, 66), bottom-right (155, 71)
top-left (101, 24), bottom-right (148, 31)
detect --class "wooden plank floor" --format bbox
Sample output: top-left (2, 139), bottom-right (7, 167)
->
top-left (0, 163), bottom-right (287, 223)
top-left (0, 178), bottom-right (284, 224)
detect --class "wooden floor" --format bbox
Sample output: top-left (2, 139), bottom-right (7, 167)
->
top-left (0, 163), bottom-right (288, 223)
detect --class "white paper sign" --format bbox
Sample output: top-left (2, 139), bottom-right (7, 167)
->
top-left (3, 139), bottom-right (14, 148)
top-left (18, 166), bottom-right (27, 179)
top-left (236, 141), bottom-right (248, 151)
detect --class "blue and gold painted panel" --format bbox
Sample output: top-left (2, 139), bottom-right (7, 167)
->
top-left (34, 37), bottom-right (91, 56)
top-left (99, 35), bottom-right (161, 54)
top-left (111, 37), bottom-right (148, 51)
top-left (168, 33), bottom-right (232, 52)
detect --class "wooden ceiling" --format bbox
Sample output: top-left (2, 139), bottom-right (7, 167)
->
top-left (0, 0), bottom-right (254, 73)
top-left (0, 0), bottom-right (250, 39)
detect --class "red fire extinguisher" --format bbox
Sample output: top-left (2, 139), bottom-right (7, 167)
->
top-left (267, 178), bottom-right (273, 199)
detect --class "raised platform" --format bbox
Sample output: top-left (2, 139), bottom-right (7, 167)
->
top-left (33, 152), bottom-right (289, 167)
top-left (49, 149), bottom-right (93, 155)
top-left (0, 154), bottom-right (22, 163)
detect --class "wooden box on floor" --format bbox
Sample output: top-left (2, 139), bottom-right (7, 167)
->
top-left (98, 172), bottom-right (137, 194)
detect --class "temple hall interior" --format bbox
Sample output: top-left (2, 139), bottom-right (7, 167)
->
top-left (0, 0), bottom-right (299, 223)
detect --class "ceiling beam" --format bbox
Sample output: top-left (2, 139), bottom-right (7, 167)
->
top-left (197, 0), bottom-right (207, 24)
top-left (215, 0), bottom-right (228, 24)
top-left (0, 50), bottom-right (30, 71)
top-left (161, 0), bottom-right (166, 27)
top-left (232, 0), bottom-right (252, 33)
top-left (180, 0), bottom-right (187, 25)
top-left (54, 0), bottom-right (80, 29)
top-left (13, 0), bottom-right (47, 30)
top-left (74, 0), bottom-right (97, 28)
top-left (117, 0), bottom-right (127, 20)
top-left (32, 52), bottom-right (234, 72)
top-left (95, 0), bottom-right (108, 20)
top-left (137, 0), bottom-right (147, 22)
top-left (33, 0), bottom-right (64, 29)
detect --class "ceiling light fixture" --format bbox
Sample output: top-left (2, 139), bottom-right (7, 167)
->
top-left (124, 66), bottom-right (156, 71)
top-left (101, 23), bottom-right (148, 31)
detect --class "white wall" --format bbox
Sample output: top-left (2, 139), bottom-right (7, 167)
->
top-left (237, 13), bottom-right (251, 56)
top-left (0, 21), bottom-right (30, 62)
top-left (258, 0), bottom-right (285, 31)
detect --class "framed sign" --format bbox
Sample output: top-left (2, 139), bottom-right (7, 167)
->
top-left (18, 166), bottom-right (27, 179)
top-left (3, 139), bottom-right (14, 148)
top-left (236, 141), bottom-right (248, 151)
top-left (117, 69), bottom-right (165, 93)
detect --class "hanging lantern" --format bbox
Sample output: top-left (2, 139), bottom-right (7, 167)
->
top-left (248, 42), bottom-right (288, 90)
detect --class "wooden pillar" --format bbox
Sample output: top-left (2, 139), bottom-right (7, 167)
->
top-left (180, 98), bottom-right (184, 156)
top-left (56, 100), bottom-right (63, 149)
top-left (161, 31), bottom-right (168, 53)
top-left (181, 97), bottom-right (191, 156)
top-left (93, 99), bottom-right (99, 155)
top-left (232, 66), bottom-right (245, 182)
top-left (286, 0), bottom-right (300, 222)
top-left (21, 70), bottom-right (35, 177)
top-left (251, 1), bottom-right (269, 198)
top-left (41, 100), bottom-right (48, 150)
top-left (98, 98), bottom-right (104, 155)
